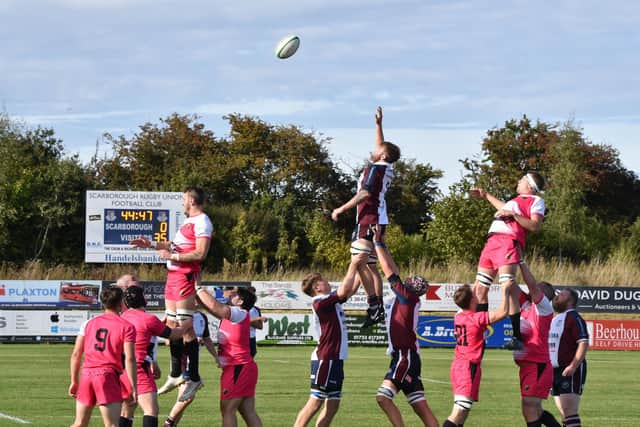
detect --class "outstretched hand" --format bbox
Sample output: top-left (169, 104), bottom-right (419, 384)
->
top-left (375, 106), bottom-right (383, 125)
top-left (469, 187), bottom-right (486, 199)
top-left (130, 236), bottom-right (151, 248)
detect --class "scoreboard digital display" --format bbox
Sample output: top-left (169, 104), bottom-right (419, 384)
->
top-left (103, 209), bottom-right (170, 245)
top-left (85, 191), bottom-right (184, 263)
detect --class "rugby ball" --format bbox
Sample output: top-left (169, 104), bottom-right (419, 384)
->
top-left (350, 240), bottom-right (373, 255)
top-left (275, 35), bottom-right (300, 59)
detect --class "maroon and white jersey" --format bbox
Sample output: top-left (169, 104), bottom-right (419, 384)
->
top-left (454, 310), bottom-right (490, 364)
top-left (356, 161), bottom-right (394, 225)
top-left (311, 292), bottom-right (348, 360)
top-left (121, 308), bottom-right (170, 367)
top-left (549, 309), bottom-right (589, 368)
top-left (384, 274), bottom-right (421, 354)
top-left (514, 292), bottom-right (554, 363)
top-left (487, 195), bottom-right (545, 248)
top-left (78, 312), bottom-right (136, 372)
top-left (218, 307), bottom-right (252, 367)
top-left (167, 213), bottom-right (213, 273)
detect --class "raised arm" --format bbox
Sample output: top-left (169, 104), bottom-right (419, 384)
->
top-left (372, 226), bottom-right (399, 278)
top-left (196, 287), bottom-right (231, 320)
top-left (469, 188), bottom-right (506, 211)
top-left (375, 106), bottom-right (384, 149)
top-left (336, 252), bottom-right (368, 300)
top-left (331, 190), bottom-right (371, 221)
top-left (489, 280), bottom-right (512, 323)
top-left (518, 260), bottom-right (542, 302)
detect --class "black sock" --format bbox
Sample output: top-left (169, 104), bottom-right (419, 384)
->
top-left (169, 339), bottom-right (184, 378)
top-left (143, 415), bottom-right (158, 427)
top-left (184, 339), bottom-right (200, 382)
top-left (540, 410), bottom-right (561, 427)
top-left (563, 414), bottom-right (581, 427)
top-left (510, 312), bottom-right (522, 340)
top-left (442, 420), bottom-right (458, 427)
top-left (367, 295), bottom-right (378, 308)
top-left (476, 303), bottom-right (489, 312)
top-left (527, 421), bottom-right (542, 427)
top-left (119, 416), bottom-right (133, 427)
top-left (164, 416), bottom-right (176, 427)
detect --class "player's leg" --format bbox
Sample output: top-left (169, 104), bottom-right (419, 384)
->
top-left (70, 401), bottom-right (93, 427)
top-left (176, 293), bottom-right (201, 401)
top-left (554, 394), bottom-right (581, 427)
top-left (137, 392), bottom-right (159, 427)
top-left (294, 397), bottom-right (323, 427)
top-left (316, 399), bottom-right (340, 427)
top-left (220, 398), bottom-right (242, 427)
top-left (473, 267), bottom-right (496, 312)
top-left (498, 263), bottom-right (523, 350)
top-left (119, 400), bottom-right (136, 427)
top-left (375, 380), bottom-right (404, 427)
top-left (409, 399), bottom-right (438, 427)
top-left (97, 402), bottom-right (122, 427)
top-left (158, 298), bottom-right (186, 395)
top-left (365, 259), bottom-right (385, 324)
top-left (521, 396), bottom-right (544, 425)
top-left (237, 397), bottom-right (263, 427)
top-left (163, 383), bottom-right (192, 427)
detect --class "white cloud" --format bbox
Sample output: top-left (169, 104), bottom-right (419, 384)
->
top-left (15, 110), bottom-right (146, 124)
top-left (195, 98), bottom-right (334, 116)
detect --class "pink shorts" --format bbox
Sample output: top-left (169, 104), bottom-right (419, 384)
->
top-left (77, 369), bottom-right (122, 407)
top-left (450, 359), bottom-right (482, 401)
top-left (220, 360), bottom-right (258, 400)
top-left (119, 365), bottom-right (156, 396)
top-left (517, 360), bottom-right (552, 399)
top-left (478, 234), bottom-right (521, 271)
top-left (165, 270), bottom-right (198, 301)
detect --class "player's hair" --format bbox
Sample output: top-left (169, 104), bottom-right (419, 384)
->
top-left (382, 141), bottom-right (401, 163)
top-left (183, 186), bottom-right (205, 206)
top-left (539, 281), bottom-right (555, 301)
top-left (565, 287), bottom-right (579, 307)
top-left (124, 285), bottom-right (146, 309)
top-left (236, 287), bottom-right (257, 311)
top-left (526, 171), bottom-right (546, 192)
top-left (454, 284), bottom-right (473, 309)
top-left (248, 286), bottom-right (257, 294)
top-left (101, 286), bottom-right (123, 310)
top-left (301, 273), bottom-right (323, 297)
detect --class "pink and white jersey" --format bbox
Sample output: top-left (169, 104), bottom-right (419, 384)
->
top-left (384, 275), bottom-right (421, 354)
top-left (78, 312), bottom-right (136, 372)
top-left (121, 309), bottom-right (169, 367)
top-left (514, 294), bottom-right (554, 363)
top-left (487, 195), bottom-right (545, 248)
top-left (549, 309), bottom-right (589, 368)
top-left (454, 311), bottom-right (490, 364)
top-left (218, 307), bottom-right (252, 367)
top-left (311, 292), bottom-right (348, 360)
top-left (167, 213), bottom-right (213, 273)
top-left (356, 161), bottom-right (394, 225)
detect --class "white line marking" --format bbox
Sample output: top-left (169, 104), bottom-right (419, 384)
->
top-left (423, 377), bottom-right (449, 385)
top-left (273, 359), bottom-right (290, 363)
top-left (0, 412), bottom-right (31, 424)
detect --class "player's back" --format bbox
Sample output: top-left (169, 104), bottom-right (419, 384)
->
top-left (121, 309), bottom-right (167, 366)
top-left (81, 312), bottom-right (136, 372)
top-left (356, 161), bottom-right (394, 225)
top-left (311, 292), bottom-right (347, 360)
top-left (515, 296), bottom-right (553, 363)
top-left (454, 310), bottom-right (489, 364)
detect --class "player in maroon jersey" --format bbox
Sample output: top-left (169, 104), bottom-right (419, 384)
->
top-left (68, 286), bottom-right (137, 427)
top-left (549, 288), bottom-right (589, 427)
top-left (442, 283), bottom-right (512, 427)
top-left (372, 226), bottom-right (438, 427)
top-left (331, 106), bottom-right (401, 328)
top-left (470, 172), bottom-right (546, 350)
top-left (294, 252), bottom-right (368, 427)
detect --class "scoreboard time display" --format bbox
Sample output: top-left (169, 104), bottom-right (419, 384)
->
top-left (85, 191), bottom-right (184, 263)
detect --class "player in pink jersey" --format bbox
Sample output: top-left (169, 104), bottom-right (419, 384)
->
top-left (442, 283), bottom-right (511, 427)
top-left (470, 171), bottom-right (546, 351)
top-left (294, 252), bottom-right (367, 427)
top-left (119, 285), bottom-right (186, 427)
top-left (371, 227), bottom-right (439, 427)
top-left (131, 186), bottom-right (213, 401)
top-left (332, 106), bottom-right (400, 329)
top-left (549, 288), bottom-right (589, 427)
top-left (513, 260), bottom-right (561, 427)
top-left (68, 286), bottom-right (137, 427)
top-left (196, 285), bottom-right (263, 427)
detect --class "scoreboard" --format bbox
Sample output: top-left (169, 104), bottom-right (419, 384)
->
top-left (85, 191), bottom-right (184, 263)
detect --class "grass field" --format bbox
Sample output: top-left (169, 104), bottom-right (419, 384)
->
top-left (0, 345), bottom-right (638, 426)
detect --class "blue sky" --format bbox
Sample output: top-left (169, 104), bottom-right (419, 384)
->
top-left (2, 0), bottom-right (639, 191)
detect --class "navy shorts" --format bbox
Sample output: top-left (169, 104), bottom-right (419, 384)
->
top-left (384, 349), bottom-right (424, 395)
top-left (551, 361), bottom-right (587, 396)
top-left (351, 224), bottom-right (386, 242)
top-left (310, 359), bottom-right (344, 400)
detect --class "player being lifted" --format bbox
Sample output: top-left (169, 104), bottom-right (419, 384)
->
top-left (442, 282), bottom-right (511, 427)
top-left (469, 172), bottom-right (545, 350)
top-left (131, 186), bottom-right (214, 401)
top-left (332, 106), bottom-right (400, 328)
top-left (372, 226), bottom-right (438, 427)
